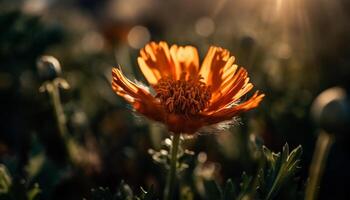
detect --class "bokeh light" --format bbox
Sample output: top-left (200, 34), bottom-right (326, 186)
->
top-left (127, 25), bottom-right (151, 49)
top-left (195, 17), bottom-right (215, 37)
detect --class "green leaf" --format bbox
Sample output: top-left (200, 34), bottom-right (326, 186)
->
top-left (261, 144), bottom-right (303, 200)
top-left (223, 179), bottom-right (237, 200)
top-left (240, 172), bottom-right (253, 193)
top-left (27, 183), bottom-right (41, 200)
top-left (0, 164), bottom-right (11, 194)
top-left (236, 172), bottom-right (254, 200)
top-left (281, 144), bottom-right (290, 163)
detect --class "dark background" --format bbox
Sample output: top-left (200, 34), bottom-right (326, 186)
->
top-left (0, 0), bottom-right (350, 199)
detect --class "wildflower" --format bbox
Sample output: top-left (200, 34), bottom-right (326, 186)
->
top-left (112, 41), bottom-right (264, 134)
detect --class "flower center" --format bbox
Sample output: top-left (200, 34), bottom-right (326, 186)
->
top-left (154, 74), bottom-right (211, 115)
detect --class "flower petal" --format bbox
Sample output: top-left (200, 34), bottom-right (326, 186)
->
top-left (112, 68), bottom-right (165, 122)
top-left (199, 46), bottom-right (233, 92)
top-left (202, 92), bottom-right (265, 124)
top-left (206, 67), bottom-right (253, 112)
top-left (137, 41), bottom-right (176, 85)
top-left (170, 45), bottom-right (200, 80)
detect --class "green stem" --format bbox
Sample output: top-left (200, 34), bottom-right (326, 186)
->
top-left (47, 82), bottom-right (73, 163)
top-left (164, 134), bottom-right (181, 200)
top-left (305, 131), bottom-right (334, 200)
top-left (48, 83), bottom-right (68, 137)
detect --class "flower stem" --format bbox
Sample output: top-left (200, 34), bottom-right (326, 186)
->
top-left (47, 82), bottom-right (73, 163)
top-left (305, 131), bottom-right (334, 200)
top-left (48, 82), bottom-right (68, 137)
top-left (164, 134), bottom-right (181, 200)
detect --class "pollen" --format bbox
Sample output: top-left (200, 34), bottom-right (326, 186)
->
top-left (154, 73), bottom-right (212, 115)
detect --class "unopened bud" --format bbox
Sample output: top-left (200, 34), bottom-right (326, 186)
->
top-left (311, 87), bottom-right (350, 135)
top-left (37, 55), bottom-right (62, 81)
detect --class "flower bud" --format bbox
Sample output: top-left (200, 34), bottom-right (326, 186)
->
top-left (36, 55), bottom-right (62, 81)
top-left (311, 87), bottom-right (350, 136)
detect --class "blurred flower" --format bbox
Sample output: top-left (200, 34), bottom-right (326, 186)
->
top-left (111, 41), bottom-right (264, 134)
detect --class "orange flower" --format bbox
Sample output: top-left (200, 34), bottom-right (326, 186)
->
top-left (112, 41), bottom-right (264, 134)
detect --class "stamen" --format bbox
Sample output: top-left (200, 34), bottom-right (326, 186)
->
top-left (154, 73), bottom-right (211, 115)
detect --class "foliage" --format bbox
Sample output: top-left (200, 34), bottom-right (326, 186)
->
top-left (88, 181), bottom-right (156, 200)
top-left (257, 144), bottom-right (302, 200)
top-left (148, 137), bottom-right (194, 172)
top-left (200, 144), bottom-right (303, 200)
top-left (0, 165), bottom-right (41, 200)
top-left (86, 138), bottom-right (303, 200)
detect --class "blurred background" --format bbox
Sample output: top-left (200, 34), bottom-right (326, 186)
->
top-left (1, 0), bottom-right (350, 199)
